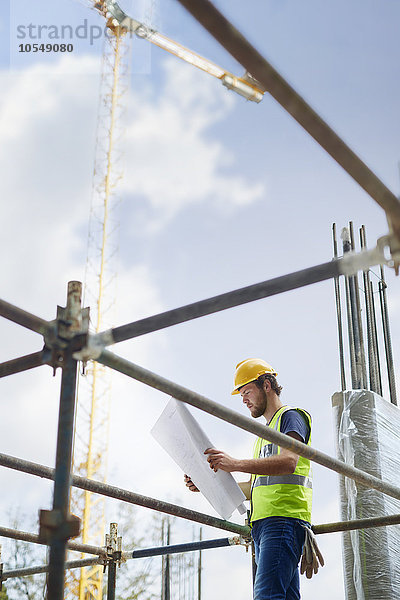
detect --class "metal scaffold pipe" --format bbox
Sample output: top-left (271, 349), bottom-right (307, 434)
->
top-left (97, 351), bottom-right (400, 502)
top-left (174, 0), bottom-right (400, 235)
top-left (45, 282), bottom-right (82, 600)
top-left (128, 537), bottom-right (235, 560)
top-left (0, 298), bottom-right (52, 336)
top-left (0, 537), bottom-right (239, 583)
top-left (3, 515), bottom-right (400, 584)
top-left (0, 349), bottom-right (51, 379)
top-left (108, 260), bottom-right (341, 345)
top-left (0, 452), bottom-right (249, 537)
top-left (312, 512), bottom-right (400, 535)
top-left (1, 557), bottom-right (102, 582)
top-left (0, 526), bottom-right (106, 557)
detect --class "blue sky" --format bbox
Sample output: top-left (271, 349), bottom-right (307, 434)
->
top-left (1, 1), bottom-right (400, 598)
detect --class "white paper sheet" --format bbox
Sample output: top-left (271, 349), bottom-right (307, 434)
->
top-left (151, 397), bottom-right (247, 521)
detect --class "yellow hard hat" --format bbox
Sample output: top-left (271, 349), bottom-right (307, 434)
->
top-left (231, 358), bottom-right (277, 395)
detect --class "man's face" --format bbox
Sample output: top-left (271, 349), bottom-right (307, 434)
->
top-left (240, 381), bottom-right (267, 419)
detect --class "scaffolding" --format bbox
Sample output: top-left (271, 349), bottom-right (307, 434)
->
top-left (1, 1), bottom-right (400, 599)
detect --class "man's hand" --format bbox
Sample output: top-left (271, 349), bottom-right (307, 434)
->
top-left (184, 474), bottom-right (199, 492)
top-left (205, 448), bottom-right (238, 473)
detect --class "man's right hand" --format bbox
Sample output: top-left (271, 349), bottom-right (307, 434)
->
top-left (184, 474), bottom-right (199, 492)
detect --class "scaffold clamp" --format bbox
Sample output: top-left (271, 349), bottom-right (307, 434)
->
top-left (38, 510), bottom-right (81, 544)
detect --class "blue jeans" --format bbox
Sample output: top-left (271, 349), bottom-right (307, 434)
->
top-left (251, 517), bottom-right (307, 600)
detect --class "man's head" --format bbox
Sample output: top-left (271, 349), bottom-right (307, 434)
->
top-left (231, 358), bottom-right (279, 395)
top-left (232, 358), bottom-right (282, 419)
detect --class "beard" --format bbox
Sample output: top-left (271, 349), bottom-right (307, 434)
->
top-left (250, 389), bottom-right (268, 418)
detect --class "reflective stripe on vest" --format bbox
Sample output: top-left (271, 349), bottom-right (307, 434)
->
top-left (250, 405), bottom-right (313, 524)
top-left (253, 474), bottom-right (313, 489)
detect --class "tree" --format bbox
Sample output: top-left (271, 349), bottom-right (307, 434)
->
top-left (0, 509), bottom-right (46, 600)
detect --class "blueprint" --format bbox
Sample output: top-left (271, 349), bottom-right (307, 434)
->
top-left (151, 397), bottom-right (247, 520)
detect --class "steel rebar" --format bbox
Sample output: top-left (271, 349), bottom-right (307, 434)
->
top-left (332, 224), bottom-right (346, 391)
top-left (0, 349), bottom-right (52, 379)
top-left (360, 226), bottom-right (381, 394)
top-left (349, 222), bottom-right (367, 387)
top-left (342, 229), bottom-right (365, 388)
top-left (97, 351), bottom-right (400, 502)
top-left (0, 526), bottom-right (106, 557)
top-left (0, 298), bottom-right (52, 337)
top-left (369, 279), bottom-right (383, 396)
top-left (175, 0), bottom-right (400, 234)
top-left (108, 260), bottom-right (341, 345)
top-left (0, 452), bottom-right (249, 537)
top-left (379, 266), bottom-right (398, 405)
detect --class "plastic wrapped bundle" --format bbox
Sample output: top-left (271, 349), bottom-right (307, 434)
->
top-left (332, 391), bottom-right (400, 600)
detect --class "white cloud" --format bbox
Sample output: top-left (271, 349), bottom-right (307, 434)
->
top-left (121, 58), bottom-right (265, 231)
top-left (0, 51), bottom-right (264, 528)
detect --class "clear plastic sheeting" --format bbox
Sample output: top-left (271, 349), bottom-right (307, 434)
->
top-left (332, 391), bottom-right (400, 600)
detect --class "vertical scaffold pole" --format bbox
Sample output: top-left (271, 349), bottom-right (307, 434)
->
top-left (106, 523), bottom-right (121, 600)
top-left (46, 283), bottom-right (82, 600)
top-left (198, 527), bottom-right (202, 600)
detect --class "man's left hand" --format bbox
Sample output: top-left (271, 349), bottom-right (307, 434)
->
top-left (204, 448), bottom-right (238, 472)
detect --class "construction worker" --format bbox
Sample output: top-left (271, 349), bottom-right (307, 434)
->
top-left (185, 358), bottom-right (316, 599)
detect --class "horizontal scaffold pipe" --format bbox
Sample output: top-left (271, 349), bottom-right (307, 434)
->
top-left (127, 536), bottom-right (236, 560)
top-left (0, 349), bottom-right (51, 379)
top-left (0, 298), bottom-right (52, 337)
top-left (312, 512), bottom-right (400, 535)
top-left (0, 537), bottom-right (240, 581)
top-left (175, 0), bottom-right (400, 233)
top-left (97, 351), bottom-right (400, 504)
top-left (1, 557), bottom-right (102, 581)
top-left (109, 260), bottom-right (340, 344)
top-left (0, 453), bottom-right (249, 537)
top-left (0, 525), bottom-right (106, 557)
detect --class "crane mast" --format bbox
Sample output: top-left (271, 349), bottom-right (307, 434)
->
top-left (65, 13), bottom-right (130, 599)
top-left (65, 2), bottom-right (263, 596)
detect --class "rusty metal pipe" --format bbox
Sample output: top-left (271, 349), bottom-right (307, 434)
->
top-left (1, 557), bottom-right (102, 581)
top-left (46, 282), bottom-right (81, 600)
top-left (0, 526), bottom-right (106, 557)
top-left (0, 349), bottom-right (51, 379)
top-left (97, 351), bottom-right (400, 502)
top-left (174, 0), bottom-right (400, 232)
top-left (0, 298), bottom-right (52, 336)
top-left (0, 452), bottom-right (249, 537)
top-left (313, 512), bottom-right (400, 535)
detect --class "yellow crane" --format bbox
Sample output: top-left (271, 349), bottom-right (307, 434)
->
top-left (66, 6), bottom-right (130, 599)
top-left (67, 2), bottom-right (264, 597)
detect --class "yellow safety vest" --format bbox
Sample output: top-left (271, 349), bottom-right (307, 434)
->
top-left (250, 406), bottom-right (312, 524)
